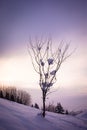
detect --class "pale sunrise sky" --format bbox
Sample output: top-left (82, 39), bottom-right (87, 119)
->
top-left (0, 0), bottom-right (87, 97)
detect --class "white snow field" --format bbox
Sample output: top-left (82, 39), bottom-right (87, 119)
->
top-left (0, 98), bottom-right (87, 130)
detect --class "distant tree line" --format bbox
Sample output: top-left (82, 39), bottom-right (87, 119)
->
top-left (45, 103), bottom-right (82, 116)
top-left (31, 102), bottom-right (69, 115)
top-left (45, 102), bottom-right (69, 114)
top-left (0, 86), bottom-right (31, 106)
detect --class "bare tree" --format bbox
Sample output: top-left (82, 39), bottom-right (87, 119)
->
top-left (28, 38), bottom-right (71, 117)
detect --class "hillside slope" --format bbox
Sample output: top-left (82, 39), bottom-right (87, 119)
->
top-left (0, 98), bottom-right (87, 130)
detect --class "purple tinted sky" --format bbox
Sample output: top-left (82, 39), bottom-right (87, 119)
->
top-left (0, 0), bottom-right (87, 57)
top-left (0, 1), bottom-right (87, 107)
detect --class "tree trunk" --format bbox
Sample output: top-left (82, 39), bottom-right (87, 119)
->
top-left (42, 90), bottom-right (46, 117)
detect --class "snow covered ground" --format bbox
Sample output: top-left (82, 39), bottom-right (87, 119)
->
top-left (0, 98), bottom-right (87, 130)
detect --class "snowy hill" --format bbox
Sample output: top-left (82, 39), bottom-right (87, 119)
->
top-left (76, 110), bottom-right (87, 121)
top-left (0, 98), bottom-right (87, 130)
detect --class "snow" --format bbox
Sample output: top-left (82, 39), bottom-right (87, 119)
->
top-left (50, 70), bottom-right (56, 75)
top-left (47, 58), bottom-right (54, 65)
top-left (76, 110), bottom-right (87, 120)
top-left (0, 98), bottom-right (87, 130)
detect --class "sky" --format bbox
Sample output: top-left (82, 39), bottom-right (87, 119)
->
top-left (0, 0), bottom-right (87, 104)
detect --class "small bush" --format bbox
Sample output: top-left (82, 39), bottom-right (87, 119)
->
top-left (55, 103), bottom-right (64, 114)
top-left (0, 86), bottom-right (31, 106)
top-left (34, 103), bottom-right (39, 109)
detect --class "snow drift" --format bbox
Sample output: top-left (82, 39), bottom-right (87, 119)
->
top-left (0, 98), bottom-right (87, 130)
